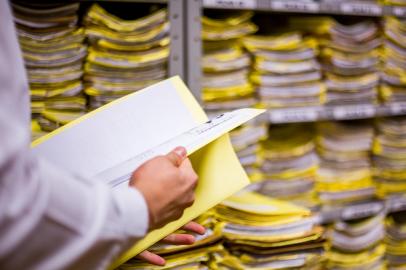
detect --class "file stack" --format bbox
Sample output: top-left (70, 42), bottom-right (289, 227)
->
top-left (243, 32), bottom-right (325, 108)
top-left (385, 210), bottom-right (406, 269)
top-left (316, 121), bottom-right (375, 206)
top-left (201, 11), bottom-right (257, 109)
top-left (211, 191), bottom-right (325, 269)
top-left (12, 2), bottom-right (87, 132)
top-left (229, 122), bottom-right (268, 182)
top-left (322, 20), bottom-right (381, 105)
top-left (380, 16), bottom-right (406, 103)
top-left (372, 116), bottom-right (406, 198)
top-left (118, 213), bottom-right (222, 270)
top-left (258, 124), bottom-right (320, 209)
top-left (84, 4), bottom-right (169, 110)
top-left (202, 12), bottom-right (264, 180)
top-left (326, 213), bottom-right (386, 269)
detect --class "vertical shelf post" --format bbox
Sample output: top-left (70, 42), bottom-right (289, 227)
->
top-left (184, 0), bottom-right (202, 102)
top-left (168, 0), bottom-right (185, 79)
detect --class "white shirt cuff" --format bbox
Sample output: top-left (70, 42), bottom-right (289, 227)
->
top-left (111, 185), bottom-right (149, 239)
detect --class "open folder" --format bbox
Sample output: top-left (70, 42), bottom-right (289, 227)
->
top-left (31, 76), bottom-right (264, 268)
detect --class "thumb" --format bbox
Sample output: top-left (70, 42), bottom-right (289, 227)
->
top-left (166, 146), bottom-right (187, 167)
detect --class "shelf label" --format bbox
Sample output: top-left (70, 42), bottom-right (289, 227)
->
top-left (271, 1), bottom-right (320, 12)
top-left (332, 105), bottom-right (376, 120)
top-left (389, 198), bottom-right (406, 213)
top-left (269, 108), bottom-right (319, 123)
top-left (340, 3), bottom-right (382, 15)
top-left (203, 0), bottom-right (257, 9)
top-left (389, 102), bottom-right (406, 115)
top-left (342, 202), bottom-right (383, 220)
top-left (392, 6), bottom-right (406, 17)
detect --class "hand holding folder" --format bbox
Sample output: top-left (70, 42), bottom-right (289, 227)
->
top-left (32, 76), bottom-right (264, 268)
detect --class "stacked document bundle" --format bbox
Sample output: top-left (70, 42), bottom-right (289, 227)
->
top-left (228, 121), bottom-right (268, 181)
top-left (211, 191), bottom-right (325, 269)
top-left (326, 213), bottom-right (386, 269)
top-left (12, 2), bottom-right (87, 133)
top-left (202, 11), bottom-right (265, 178)
top-left (316, 121), bottom-right (375, 206)
top-left (380, 16), bottom-right (406, 103)
top-left (385, 210), bottom-right (406, 269)
top-left (322, 20), bottom-right (381, 105)
top-left (243, 32), bottom-right (325, 108)
top-left (372, 116), bottom-right (406, 198)
top-left (257, 124), bottom-right (320, 209)
top-left (84, 4), bottom-right (169, 109)
top-left (119, 214), bottom-right (222, 270)
top-left (201, 11), bottom-right (257, 109)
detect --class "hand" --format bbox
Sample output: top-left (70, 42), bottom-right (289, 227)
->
top-left (137, 221), bottom-right (206, 266)
top-left (130, 147), bottom-right (198, 231)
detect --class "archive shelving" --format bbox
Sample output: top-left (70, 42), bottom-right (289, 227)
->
top-left (182, 0), bottom-right (406, 223)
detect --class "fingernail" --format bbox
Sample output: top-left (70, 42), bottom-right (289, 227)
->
top-left (187, 235), bottom-right (196, 244)
top-left (158, 258), bottom-right (166, 266)
top-left (174, 146), bottom-right (187, 158)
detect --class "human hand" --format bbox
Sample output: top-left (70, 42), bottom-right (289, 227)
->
top-left (137, 221), bottom-right (206, 266)
top-left (130, 147), bottom-right (198, 231)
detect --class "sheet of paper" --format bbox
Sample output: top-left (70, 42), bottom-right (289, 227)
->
top-left (97, 108), bottom-right (264, 188)
top-left (32, 76), bottom-right (255, 268)
top-left (32, 77), bottom-right (201, 178)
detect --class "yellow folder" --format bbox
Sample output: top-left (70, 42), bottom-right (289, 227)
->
top-left (32, 76), bottom-right (259, 268)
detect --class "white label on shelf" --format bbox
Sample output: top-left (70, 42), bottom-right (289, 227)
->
top-left (203, 0), bottom-right (257, 9)
top-left (269, 108), bottom-right (319, 123)
top-left (271, 1), bottom-right (320, 12)
top-left (340, 3), bottom-right (382, 15)
top-left (392, 6), bottom-right (406, 17)
top-left (342, 202), bottom-right (383, 220)
top-left (389, 102), bottom-right (406, 115)
top-left (389, 198), bottom-right (406, 212)
top-left (332, 105), bottom-right (376, 120)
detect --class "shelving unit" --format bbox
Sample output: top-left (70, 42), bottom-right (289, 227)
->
top-left (183, 0), bottom-right (406, 227)
top-left (182, 0), bottom-right (406, 124)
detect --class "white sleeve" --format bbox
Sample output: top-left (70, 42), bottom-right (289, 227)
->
top-left (0, 1), bottom-right (149, 269)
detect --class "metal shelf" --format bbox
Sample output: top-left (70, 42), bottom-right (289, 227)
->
top-left (203, 0), bottom-right (406, 17)
top-left (267, 102), bottom-right (406, 123)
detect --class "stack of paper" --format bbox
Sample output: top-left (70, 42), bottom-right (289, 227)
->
top-left (243, 32), bottom-right (325, 108)
top-left (229, 122), bottom-right (268, 181)
top-left (211, 191), bottom-right (325, 269)
top-left (119, 213), bottom-right (222, 270)
top-left (12, 2), bottom-right (87, 133)
top-left (201, 11), bottom-right (257, 107)
top-left (322, 20), bottom-right (381, 105)
top-left (385, 210), bottom-right (406, 269)
top-left (83, 4), bottom-right (169, 109)
top-left (326, 213), bottom-right (386, 269)
top-left (202, 11), bottom-right (265, 180)
top-left (380, 16), bottom-right (406, 103)
top-left (316, 121), bottom-right (375, 205)
top-left (372, 116), bottom-right (406, 198)
top-left (119, 246), bottom-right (216, 270)
top-left (257, 124), bottom-right (320, 210)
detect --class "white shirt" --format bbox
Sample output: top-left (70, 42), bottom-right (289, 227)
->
top-left (0, 1), bottom-right (149, 269)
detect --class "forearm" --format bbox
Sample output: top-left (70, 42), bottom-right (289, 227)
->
top-left (0, 153), bottom-right (148, 270)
